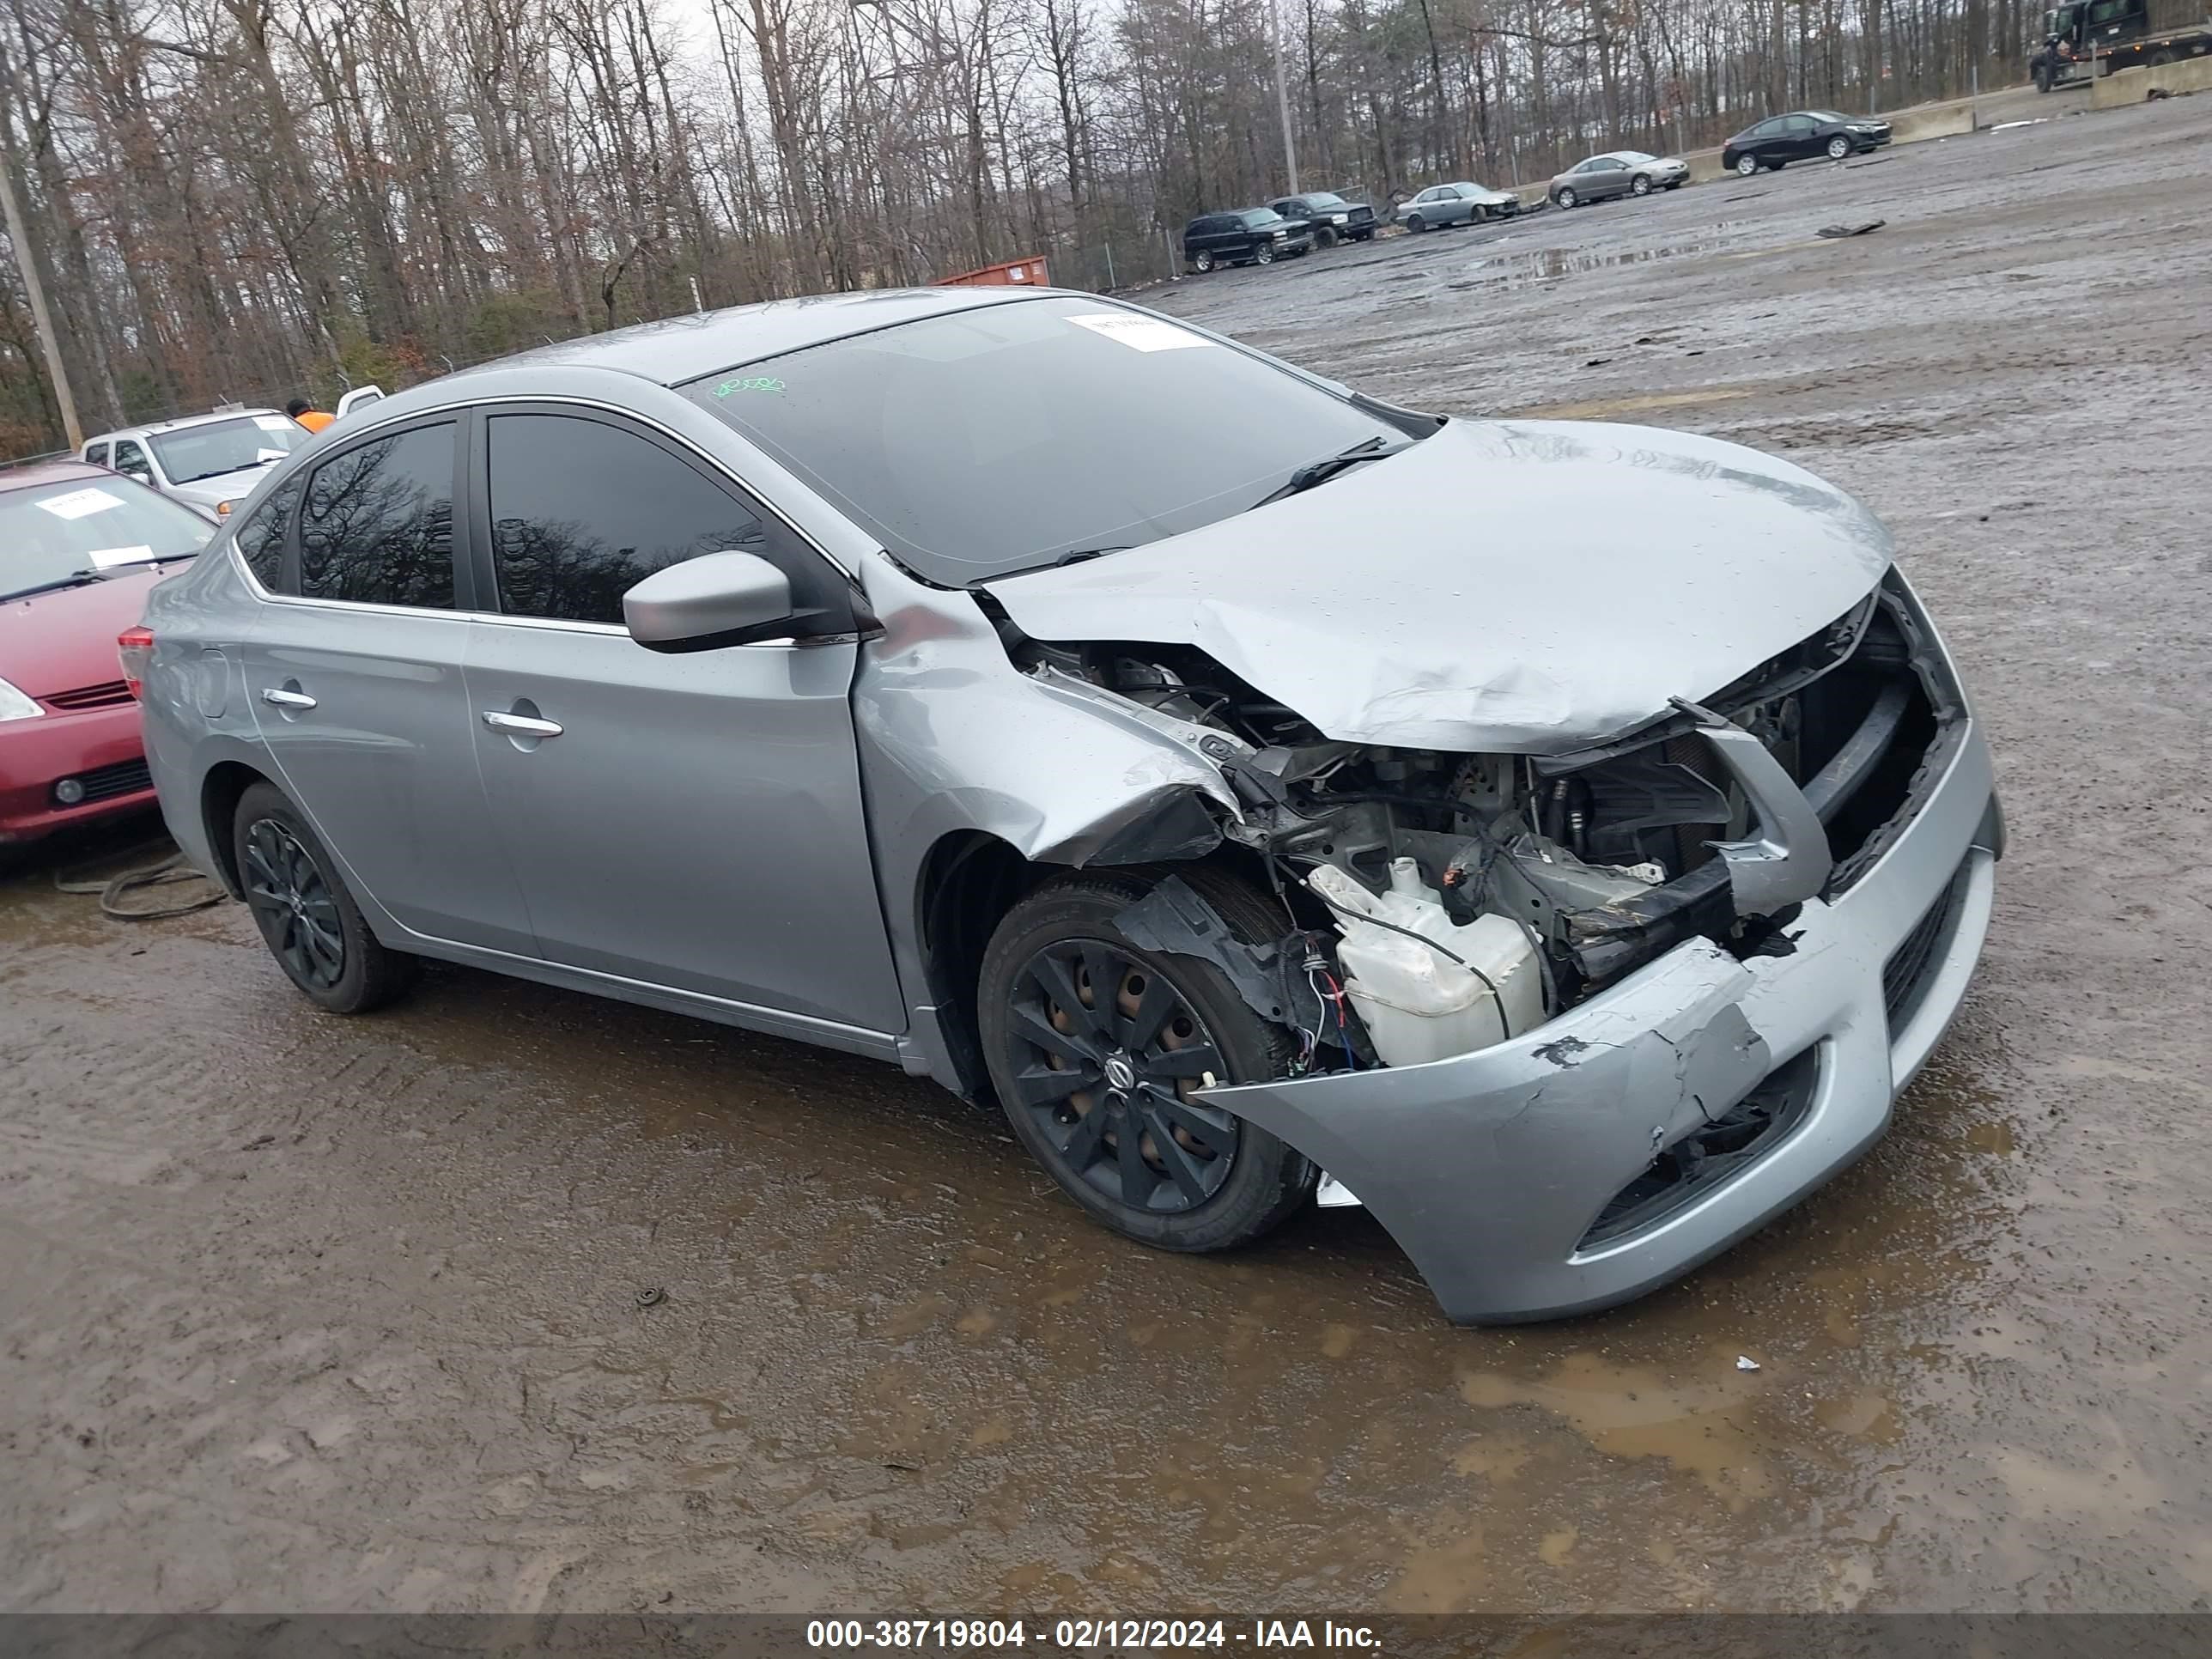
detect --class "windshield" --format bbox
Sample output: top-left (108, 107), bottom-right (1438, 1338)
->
top-left (149, 415), bottom-right (301, 483)
top-left (1612, 151), bottom-right (1657, 163)
top-left (1807, 111), bottom-right (1850, 122)
top-left (0, 477), bottom-right (214, 599)
top-left (681, 295), bottom-right (1414, 583)
top-left (1303, 192), bottom-right (1350, 209)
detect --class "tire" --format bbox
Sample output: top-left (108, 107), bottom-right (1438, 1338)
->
top-left (1735, 153), bottom-right (1759, 176)
top-left (1632, 173), bottom-right (1651, 196)
top-left (976, 868), bottom-right (1315, 1254)
top-left (1556, 188), bottom-right (1577, 210)
top-left (232, 781), bottom-right (416, 1014)
top-left (2034, 63), bottom-right (2053, 90)
top-left (1192, 250), bottom-right (1214, 273)
top-left (1254, 244), bottom-right (1274, 265)
top-left (1315, 224), bottom-right (1339, 248)
top-left (1406, 214), bottom-right (1426, 232)
top-left (1826, 134), bottom-right (1851, 160)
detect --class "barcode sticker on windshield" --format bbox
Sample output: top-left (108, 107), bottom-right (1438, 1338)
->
top-left (1066, 313), bottom-right (1213, 352)
top-left (85, 544), bottom-right (154, 569)
top-left (35, 487), bottom-right (125, 520)
top-left (254, 415), bottom-right (295, 434)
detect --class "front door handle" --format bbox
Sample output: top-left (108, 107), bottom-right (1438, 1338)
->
top-left (483, 709), bottom-right (564, 738)
top-left (261, 686), bottom-right (317, 710)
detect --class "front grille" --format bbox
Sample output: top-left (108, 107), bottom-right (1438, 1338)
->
top-left (60, 757), bottom-right (153, 805)
top-left (45, 679), bottom-right (133, 711)
top-left (1883, 860), bottom-right (1967, 1030)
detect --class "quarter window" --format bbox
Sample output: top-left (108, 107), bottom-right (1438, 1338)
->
top-left (233, 477), bottom-right (301, 590)
top-left (297, 423), bottom-right (457, 608)
top-left (485, 414), bottom-right (771, 628)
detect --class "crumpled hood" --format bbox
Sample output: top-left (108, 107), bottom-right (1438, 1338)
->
top-left (984, 418), bottom-right (1893, 752)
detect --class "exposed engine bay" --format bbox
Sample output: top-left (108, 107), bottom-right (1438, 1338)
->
top-left (994, 571), bottom-right (1959, 1077)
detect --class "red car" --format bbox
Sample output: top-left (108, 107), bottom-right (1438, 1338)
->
top-left (0, 459), bottom-right (216, 846)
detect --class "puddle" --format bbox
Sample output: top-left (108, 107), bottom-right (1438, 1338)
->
top-left (1451, 228), bottom-right (1755, 290)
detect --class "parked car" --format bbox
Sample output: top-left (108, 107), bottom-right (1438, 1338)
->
top-left (82, 408), bottom-right (307, 522)
top-left (1267, 191), bottom-right (1379, 246)
top-left (1182, 208), bottom-right (1314, 271)
top-left (1547, 150), bottom-right (1691, 208)
top-left (1721, 111), bottom-right (1893, 174)
top-left (134, 286), bottom-right (2000, 1327)
top-left (1397, 181), bottom-right (1522, 231)
top-left (0, 460), bottom-right (214, 846)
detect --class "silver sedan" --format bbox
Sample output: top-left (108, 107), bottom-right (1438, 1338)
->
top-left (1549, 149), bottom-right (1691, 208)
top-left (1397, 180), bottom-right (1522, 231)
top-left (136, 285), bottom-right (1997, 1327)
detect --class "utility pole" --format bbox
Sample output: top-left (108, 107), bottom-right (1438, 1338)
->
top-left (0, 140), bottom-right (81, 450)
top-left (1270, 0), bottom-right (1299, 194)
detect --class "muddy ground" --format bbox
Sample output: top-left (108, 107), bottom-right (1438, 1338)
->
top-left (5, 94), bottom-right (2212, 1616)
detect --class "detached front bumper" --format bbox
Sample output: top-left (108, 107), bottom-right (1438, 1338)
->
top-left (1209, 720), bottom-right (2000, 1325)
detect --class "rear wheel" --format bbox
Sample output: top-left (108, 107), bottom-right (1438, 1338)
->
top-left (977, 870), bottom-right (1313, 1253)
top-left (232, 781), bottom-right (416, 1014)
top-left (1193, 250), bottom-right (1215, 273)
top-left (1826, 134), bottom-right (1852, 160)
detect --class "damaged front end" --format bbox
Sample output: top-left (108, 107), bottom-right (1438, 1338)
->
top-left (976, 567), bottom-right (1996, 1322)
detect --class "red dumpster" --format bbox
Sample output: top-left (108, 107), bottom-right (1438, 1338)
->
top-left (933, 256), bottom-right (1051, 288)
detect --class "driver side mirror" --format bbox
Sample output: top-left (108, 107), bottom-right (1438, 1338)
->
top-left (624, 550), bottom-right (809, 653)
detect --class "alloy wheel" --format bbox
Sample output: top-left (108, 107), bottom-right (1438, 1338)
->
top-left (1002, 939), bottom-right (1242, 1213)
top-left (1827, 136), bottom-right (1850, 159)
top-left (1632, 174), bottom-right (1650, 195)
top-left (1557, 190), bottom-right (1577, 210)
top-left (241, 817), bottom-right (346, 990)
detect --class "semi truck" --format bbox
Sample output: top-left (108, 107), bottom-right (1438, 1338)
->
top-left (2033, 0), bottom-right (2212, 88)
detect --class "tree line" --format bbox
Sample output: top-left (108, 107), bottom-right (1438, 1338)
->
top-left (1, 0), bottom-right (2039, 454)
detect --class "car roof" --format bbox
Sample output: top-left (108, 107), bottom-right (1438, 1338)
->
top-left (0, 458), bottom-right (107, 495)
top-left (86, 407), bottom-right (286, 444)
top-left (453, 286), bottom-right (1048, 389)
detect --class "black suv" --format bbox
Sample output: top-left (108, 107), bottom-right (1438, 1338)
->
top-left (1181, 208), bottom-right (1314, 273)
top-left (1268, 192), bottom-right (1377, 247)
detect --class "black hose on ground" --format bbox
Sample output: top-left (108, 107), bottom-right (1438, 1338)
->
top-left (52, 842), bottom-right (228, 920)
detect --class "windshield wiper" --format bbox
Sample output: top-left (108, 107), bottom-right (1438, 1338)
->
top-left (1252, 435), bottom-right (1399, 507)
top-left (3, 569), bottom-right (106, 602)
top-left (1048, 544), bottom-right (1134, 568)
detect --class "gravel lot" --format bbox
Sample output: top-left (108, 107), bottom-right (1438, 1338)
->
top-left (5, 90), bottom-right (2210, 1615)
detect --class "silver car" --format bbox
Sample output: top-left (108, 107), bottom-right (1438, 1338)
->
top-left (82, 408), bottom-right (307, 522)
top-left (133, 289), bottom-right (2000, 1326)
top-left (1398, 181), bottom-right (1522, 231)
top-left (1549, 149), bottom-right (1692, 208)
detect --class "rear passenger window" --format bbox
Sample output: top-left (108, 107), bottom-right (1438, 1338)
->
top-left (232, 477), bottom-right (301, 590)
top-left (485, 414), bottom-right (772, 627)
top-left (298, 423), bottom-right (456, 608)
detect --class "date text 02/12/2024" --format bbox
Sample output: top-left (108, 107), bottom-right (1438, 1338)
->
top-left (805, 1620), bottom-right (1383, 1650)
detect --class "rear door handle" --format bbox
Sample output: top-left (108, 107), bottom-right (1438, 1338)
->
top-left (260, 687), bottom-right (317, 710)
top-left (482, 710), bottom-right (564, 738)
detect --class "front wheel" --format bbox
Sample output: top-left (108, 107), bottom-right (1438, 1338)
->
top-left (1826, 134), bottom-right (1852, 160)
top-left (977, 871), bottom-right (1314, 1253)
top-left (233, 781), bottom-right (416, 1014)
top-left (1734, 153), bottom-right (1759, 176)
top-left (1632, 173), bottom-right (1651, 196)
top-left (1254, 244), bottom-right (1274, 264)
top-left (1406, 214), bottom-right (1427, 232)
top-left (1315, 224), bottom-right (1339, 248)
top-left (1556, 188), bottom-right (1577, 210)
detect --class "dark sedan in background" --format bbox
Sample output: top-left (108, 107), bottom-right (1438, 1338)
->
top-left (1182, 208), bottom-right (1314, 272)
top-left (1723, 110), bottom-right (1893, 174)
